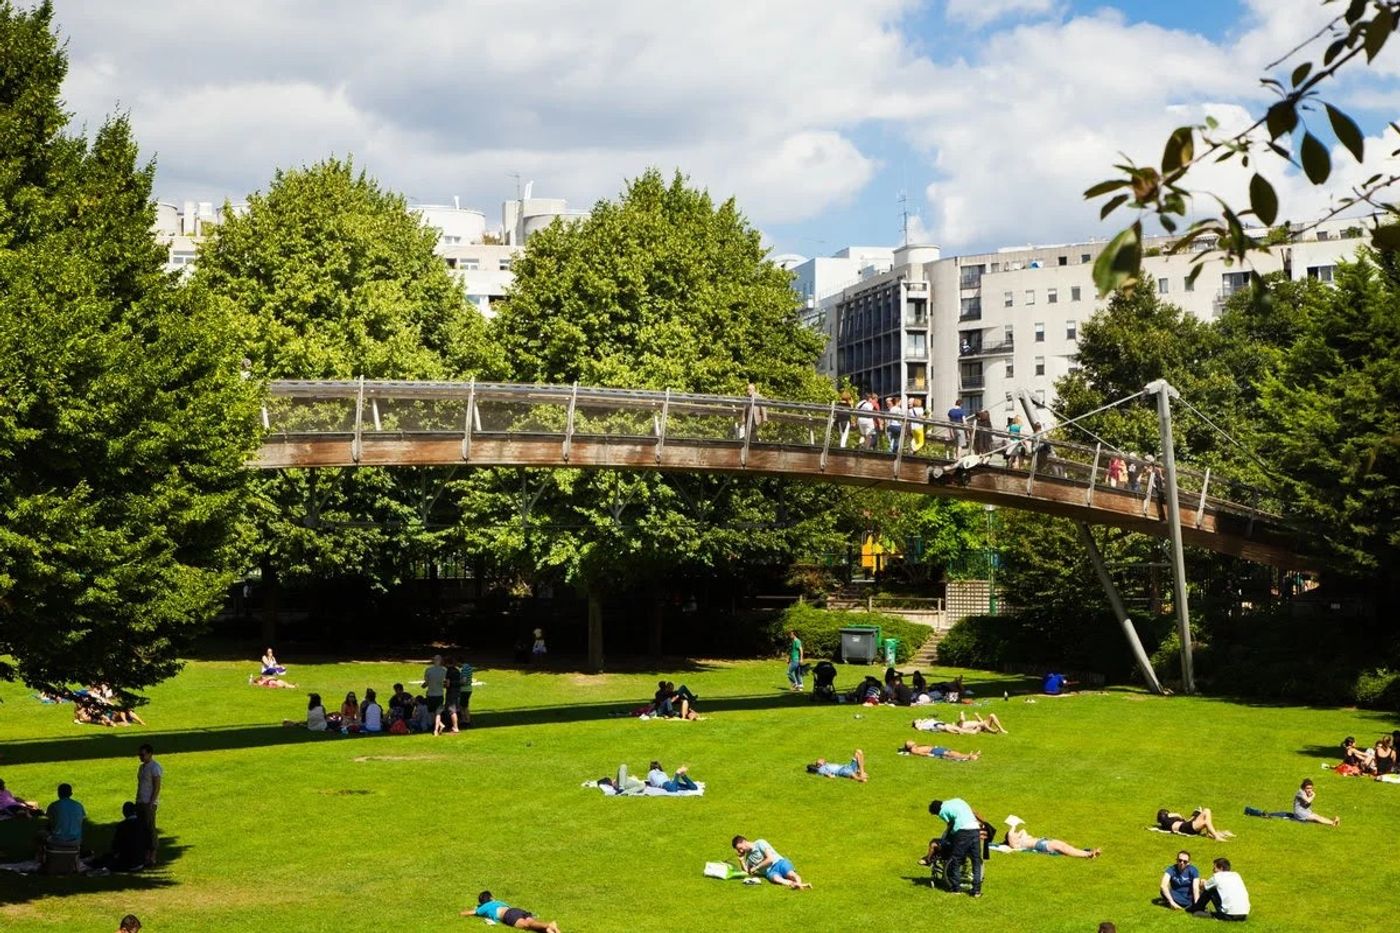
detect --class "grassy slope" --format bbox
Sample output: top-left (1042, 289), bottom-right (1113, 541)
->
top-left (1, 658), bottom-right (1397, 932)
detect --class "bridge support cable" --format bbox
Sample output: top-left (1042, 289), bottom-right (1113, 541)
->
top-left (655, 389), bottom-right (670, 463)
top-left (1147, 379), bottom-right (1196, 695)
top-left (1086, 443), bottom-right (1102, 506)
top-left (819, 401), bottom-right (835, 472)
top-left (352, 375), bottom-right (365, 464)
top-left (461, 379), bottom-right (476, 461)
top-left (1076, 522), bottom-right (1165, 695)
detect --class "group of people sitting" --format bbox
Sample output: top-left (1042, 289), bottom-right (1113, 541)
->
top-left (822, 667), bottom-right (968, 707)
top-left (20, 782), bottom-right (151, 874)
top-left (637, 681), bottom-right (700, 720)
top-left (1339, 732), bottom-right (1398, 778)
top-left (282, 656), bottom-right (474, 736)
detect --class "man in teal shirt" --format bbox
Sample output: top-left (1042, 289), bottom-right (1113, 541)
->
top-left (463, 890), bottom-right (559, 931)
top-left (929, 797), bottom-right (984, 896)
top-left (40, 783), bottom-right (86, 868)
top-left (787, 630), bottom-right (804, 691)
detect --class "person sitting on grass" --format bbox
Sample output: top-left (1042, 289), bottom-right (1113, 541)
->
top-left (806, 749), bottom-right (868, 782)
top-left (1155, 807), bottom-right (1233, 840)
top-left (388, 683), bottom-right (413, 723)
top-left (410, 695), bottom-right (433, 733)
top-left (260, 648), bottom-right (287, 676)
top-left (360, 688), bottom-right (383, 734)
top-left (1292, 778), bottom-right (1340, 825)
top-left (1042, 671), bottom-right (1076, 695)
top-left (116, 915), bottom-right (141, 933)
top-left (1372, 734), bottom-right (1396, 777)
top-left (0, 778), bottom-right (43, 818)
top-left (1187, 857), bottom-right (1250, 921)
top-left (1002, 815), bottom-right (1100, 858)
top-left (463, 890), bottom-right (561, 931)
top-left (282, 693), bottom-right (328, 731)
top-left (98, 802), bottom-right (149, 872)
top-left (249, 674), bottom-right (297, 689)
top-left (339, 692), bottom-right (361, 731)
top-left (645, 761), bottom-right (699, 793)
top-left (732, 836), bottom-right (811, 889)
top-left (1159, 850), bottom-right (1201, 911)
top-left (1341, 735), bottom-right (1373, 773)
top-left (39, 783), bottom-right (86, 861)
top-left (902, 740), bottom-right (979, 761)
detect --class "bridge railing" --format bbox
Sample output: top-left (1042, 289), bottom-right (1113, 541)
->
top-left (261, 381), bottom-right (1277, 522)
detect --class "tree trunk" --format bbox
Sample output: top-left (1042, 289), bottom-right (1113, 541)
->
top-left (261, 562), bottom-right (279, 646)
top-left (587, 590), bottom-right (605, 672)
top-left (648, 593), bottom-right (665, 661)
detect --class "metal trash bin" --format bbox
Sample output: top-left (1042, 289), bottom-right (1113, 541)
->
top-left (883, 637), bottom-right (900, 667)
top-left (840, 625), bottom-right (882, 664)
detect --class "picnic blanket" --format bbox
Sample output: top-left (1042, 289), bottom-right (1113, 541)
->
top-left (583, 780), bottom-right (706, 797)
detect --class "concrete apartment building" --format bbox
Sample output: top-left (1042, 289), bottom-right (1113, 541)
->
top-left (152, 190), bottom-right (586, 317)
top-left (790, 218), bottom-right (1370, 426)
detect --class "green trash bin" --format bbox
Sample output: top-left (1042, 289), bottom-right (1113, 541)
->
top-left (883, 637), bottom-right (899, 667)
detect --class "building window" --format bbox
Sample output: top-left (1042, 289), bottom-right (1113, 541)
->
top-left (498, 258), bottom-right (513, 271)
top-left (1003, 290), bottom-right (1013, 308)
top-left (960, 297), bottom-right (982, 320)
top-left (1157, 277), bottom-right (1169, 295)
top-left (1035, 356), bottom-right (1046, 376)
top-left (1184, 275), bottom-right (1194, 292)
top-left (1066, 320), bottom-right (1077, 340)
top-left (1047, 287), bottom-right (1058, 304)
top-left (442, 235), bottom-right (462, 245)
top-left (1071, 286), bottom-right (1082, 302)
top-left (959, 264), bottom-right (985, 288)
top-left (1004, 324), bottom-right (1014, 345)
top-left (1025, 289), bottom-right (1036, 305)
top-left (1221, 271), bottom-right (1249, 295)
top-left (964, 393), bottom-right (983, 413)
top-left (907, 332), bottom-right (927, 355)
top-left (1006, 362), bottom-right (1015, 378)
top-left (1307, 265), bottom-right (1335, 283)
top-left (1080, 253), bottom-right (1091, 263)
top-left (990, 262), bottom-right (1001, 272)
top-left (1058, 256), bottom-right (1068, 266)
top-left (1034, 322), bottom-right (1045, 342)
top-left (461, 259), bottom-right (479, 271)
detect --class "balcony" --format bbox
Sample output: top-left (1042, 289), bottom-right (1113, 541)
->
top-left (906, 280), bottom-right (929, 295)
top-left (960, 376), bottom-right (985, 390)
top-left (961, 340), bottom-right (1015, 358)
top-left (958, 309), bottom-right (982, 322)
top-left (905, 309), bottom-right (929, 327)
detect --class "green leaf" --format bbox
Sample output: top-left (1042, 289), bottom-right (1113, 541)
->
top-left (1300, 132), bottom-right (1332, 184)
top-left (1266, 101), bottom-right (1299, 140)
top-left (1185, 264), bottom-right (1204, 288)
top-left (1372, 224), bottom-right (1400, 251)
top-left (1084, 179), bottom-right (1130, 198)
top-left (1325, 104), bottom-right (1365, 162)
top-left (1324, 37), bottom-right (1348, 65)
top-left (1345, 0), bottom-right (1367, 25)
top-left (1365, 7), bottom-right (1395, 61)
top-left (1291, 62), bottom-right (1312, 87)
top-left (1161, 126), bottom-right (1195, 173)
top-left (1092, 223), bottom-right (1142, 297)
top-left (1099, 193), bottom-right (1129, 219)
top-left (1249, 173), bottom-right (1279, 226)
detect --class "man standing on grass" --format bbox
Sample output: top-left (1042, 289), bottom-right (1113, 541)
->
top-left (786, 630), bottom-right (804, 692)
top-left (135, 744), bottom-right (162, 867)
top-left (929, 797), bottom-right (983, 897)
top-left (423, 654), bottom-right (447, 720)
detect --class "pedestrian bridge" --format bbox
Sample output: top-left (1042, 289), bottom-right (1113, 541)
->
top-left (255, 380), bottom-right (1306, 568)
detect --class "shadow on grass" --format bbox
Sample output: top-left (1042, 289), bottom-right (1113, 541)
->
top-left (1297, 743), bottom-right (1346, 760)
top-left (0, 826), bottom-right (187, 907)
top-left (901, 875), bottom-right (935, 888)
top-left (1, 690), bottom-right (828, 765)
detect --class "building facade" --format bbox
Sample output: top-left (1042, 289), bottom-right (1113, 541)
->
top-left (796, 219), bottom-right (1369, 427)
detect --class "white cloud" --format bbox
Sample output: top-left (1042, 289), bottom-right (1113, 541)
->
top-left (945, 0), bottom-right (1058, 29)
top-left (55, 0), bottom-right (922, 227)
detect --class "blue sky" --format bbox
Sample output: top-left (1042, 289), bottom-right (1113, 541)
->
top-left (56, 0), bottom-right (1400, 257)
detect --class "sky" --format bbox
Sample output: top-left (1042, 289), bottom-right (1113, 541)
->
top-left (52, 0), bottom-right (1400, 257)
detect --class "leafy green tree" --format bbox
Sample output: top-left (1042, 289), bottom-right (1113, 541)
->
top-left (477, 170), bottom-right (838, 667)
top-left (1255, 253), bottom-right (1400, 580)
top-left (194, 159), bottom-right (501, 622)
top-left (0, 1), bottom-right (258, 695)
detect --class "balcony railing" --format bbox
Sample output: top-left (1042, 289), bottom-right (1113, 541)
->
top-left (961, 340), bottom-right (1014, 357)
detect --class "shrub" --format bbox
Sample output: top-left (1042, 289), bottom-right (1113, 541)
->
top-left (1354, 669), bottom-right (1400, 712)
top-left (768, 602), bottom-right (930, 664)
top-left (935, 615), bottom-right (1013, 669)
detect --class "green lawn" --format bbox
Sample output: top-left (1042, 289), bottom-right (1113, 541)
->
top-left (1, 656), bottom-right (1397, 932)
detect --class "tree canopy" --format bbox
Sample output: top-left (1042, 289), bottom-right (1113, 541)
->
top-left (0, 1), bottom-right (258, 695)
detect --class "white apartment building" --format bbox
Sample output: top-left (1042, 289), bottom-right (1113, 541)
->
top-left (785, 247), bottom-right (895, 375)
top-left (796, 218), bottom-right (1370, 427)
top-left (152, 190), bottom-right (586, 317)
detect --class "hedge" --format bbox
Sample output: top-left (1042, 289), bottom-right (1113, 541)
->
top-left (767, 602), bottom-right (931, 665)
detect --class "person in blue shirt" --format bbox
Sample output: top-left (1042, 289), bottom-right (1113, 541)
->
top-left (732, 835), bottom-right (811, 889)
top-left (462, 890), bottom-right (560, 931)
top-left (805, 749), bottom-right (868, 782)
top-left (929, 797), bottom-right (984, 896)
top-left (1043, 672), bottom-right (1076, 695)
top-left (39, 783), bottom-right (86, 866)
top-left (1160, 850), bottom-right (1201, 910)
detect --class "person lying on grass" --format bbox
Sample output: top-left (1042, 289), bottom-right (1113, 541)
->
top-left (645, 761), bottom-right (699, 793)
top-left (0, 778), bottom-right (43, 818)
top-left (901, 740), bottom-right (979, 761)
top-left (731, 836), bottom-right (811, 889)
top-left (1002, 815), bottom-right (1100, 858)
top-left (249, 674), bottom-right (297, 689)
top-left (806, 749), bottom-right (868, 782)
top-left (912, 711), bottom-right (1007, 735)
top-left (463, 890), bottom-right (561, 931)
top-left (1155, 807), bottom-right (1234, 840)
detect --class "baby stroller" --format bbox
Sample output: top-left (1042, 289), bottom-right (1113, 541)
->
top-left (812, 661), bottom-right (838, 702)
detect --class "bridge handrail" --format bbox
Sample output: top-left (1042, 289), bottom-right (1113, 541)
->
top-left (261, 380), bottom-right (1280, 520)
